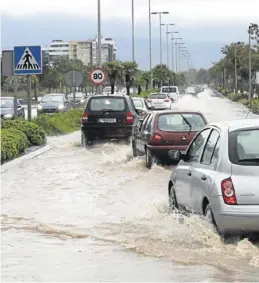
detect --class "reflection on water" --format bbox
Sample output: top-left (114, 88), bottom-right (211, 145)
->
top-left (1, 89), bottom-right (259, 281)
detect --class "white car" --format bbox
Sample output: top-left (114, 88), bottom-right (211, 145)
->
top-left (147, 93), bottom-right (172, 110)
top-left (102, 86), bottom-right (118, 95)
top-left (160, 86), bottom-right (180, 101)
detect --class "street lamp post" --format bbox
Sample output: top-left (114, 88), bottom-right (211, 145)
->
top-left (248, 26), bottom-right (252, 106)
top-left (151, 11), bottom-right (169, 64)
top-left (169, 31), bottom-right (179, 72)
top-left (174, 37), bottom-right (182, 73)
top-left (131, 0), bottom-right (135, 62)
top-left (161, 24), bottom-right (174, 68)
top-left (97, 0), bottom-right (102, 94)
top-left (234, 41), bottom-right (241, 93)
top-left (148, 0), bottom-right (152, 89)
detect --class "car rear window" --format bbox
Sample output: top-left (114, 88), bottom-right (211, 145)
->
top-left (133, 99), bottom-right (143, 108)
top-left (149, 94), bottom-right (167, 99)
top-left (158, 113), bottom-right (206, 132)
top-left (161, 87), bottom-right (177, 93)
top-left (88, 97), bottom-right (126, 111)
top-left (229, 128), bottom-right (259, 166)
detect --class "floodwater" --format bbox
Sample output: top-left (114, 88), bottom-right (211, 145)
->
top-left (1, 89), bottom-right (259, 282)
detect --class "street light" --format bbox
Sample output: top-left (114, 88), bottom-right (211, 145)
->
top-left (177, 43), bottom-right (186, 72)
top-left (97, 0), bottom-right (102, 94)
top-left (161, 23), bottom-right (174, 68)
top-left (234, 41), bottom-right (241, 93)
top-left (174, 38), bottom-right (182, 73)
top-left (169, 31), bottom-right (179, 72)
top-left (131, 0), bottom-right (135, 62)
top-left (151, 11), bottom-right (169, 64)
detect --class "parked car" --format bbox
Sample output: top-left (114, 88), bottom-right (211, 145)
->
top-left (132, 97), bottom-right (150, 118)
top-left (0, 97), bottom-right (25, 119)
top-left (147, 93), bottom-right (172, 110)
top-left (168, 118), bottom-right (259, 238)
top-left (132, 110), bottom-right (208, 168)
top-left (185, 87), bottom-right (198, 96)
top-left (160, 86), bottom-right (180, 101)
top-left (37, 93), bottom-right (72, 114)
top-left (67, 92), bottom-right (86, 106)
top-left (81, 94), bottom-right (140, 146)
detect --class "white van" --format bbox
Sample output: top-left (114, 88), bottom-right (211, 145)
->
top-left (160, 86), bottom-right (180, 101)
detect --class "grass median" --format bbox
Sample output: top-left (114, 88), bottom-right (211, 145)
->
top-left (1, 108), bottom-right (83, 163)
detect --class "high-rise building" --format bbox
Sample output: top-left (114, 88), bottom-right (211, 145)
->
top-left (48, 40), bottom-right (69, 62)
top-left (68, 40), bottom-right (92, 65)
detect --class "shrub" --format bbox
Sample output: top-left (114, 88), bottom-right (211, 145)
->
top-left (2, 120), bottom-right (46, 146)
top-left (1, 128), bottom-right (29, 163)
top-left (33, 108), bottom-right (82, 135)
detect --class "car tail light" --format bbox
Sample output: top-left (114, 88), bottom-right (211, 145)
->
top-left (150, 133), bottom-right (162, 142)
top-left (126, 112), bottom-right (134, 123)
top-left (81, 112), bottom-right (88, 123)
top-left (164, 98), bottom-right (170, 102)
top-left (221, 177), bottom-right (237, 205)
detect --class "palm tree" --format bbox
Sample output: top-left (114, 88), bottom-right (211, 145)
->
top-left (121, 61), bottom-right (138, 95)
top-left (103, 60), bottom-right (122, 94)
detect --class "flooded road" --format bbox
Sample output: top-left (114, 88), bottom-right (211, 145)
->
top-left (1, 89), bottom-right (259, 281)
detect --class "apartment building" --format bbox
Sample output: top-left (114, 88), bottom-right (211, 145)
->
top-left (68, 40), bottom-right (92, 65)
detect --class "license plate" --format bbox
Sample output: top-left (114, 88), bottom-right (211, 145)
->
top-left (98, 118), bottom-right (116, 123)
top-left (154, 100), bottom-right (163, 104)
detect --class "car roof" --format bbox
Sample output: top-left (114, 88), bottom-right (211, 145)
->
top-left (1, 96), bottom-right (14, 99)
top-left (208, 118), bottom-right (259, 132)
top-left (152, 110), bottom-right (205, 116)
top-left (44, 93), bottom-right (65, 96)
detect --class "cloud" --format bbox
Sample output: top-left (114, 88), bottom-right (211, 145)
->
top-left (2, 0), bottom-right (258, 28)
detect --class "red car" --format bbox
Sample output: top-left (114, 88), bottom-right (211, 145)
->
top-left (132, 110), bottom-right (208, 168)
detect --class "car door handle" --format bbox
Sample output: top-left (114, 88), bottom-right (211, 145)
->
top-left (201, 175), bottom-right (207, 181)
top-left (187, 171), bottom-right (192, 176)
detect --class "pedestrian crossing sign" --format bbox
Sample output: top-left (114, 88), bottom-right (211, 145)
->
top-left (13, 45), bottom-right (42, 75)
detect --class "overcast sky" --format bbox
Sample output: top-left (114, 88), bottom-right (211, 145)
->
top-left (2, 0), bottom-right (259, 69)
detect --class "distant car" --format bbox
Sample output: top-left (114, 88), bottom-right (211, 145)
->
top-left (160, 86), bottom-right (180, 101)
top-left (132, 110), bottom-right (208, 168)
top-left (81, 94), bottom-right (140, 146)
top-left (37, 93), bottom-right (72, 114)
top-left (168, 118), bottom-right (259, 238)
top-left (102, 86), bottom-right (118, 95)
top-left (147, 93), bottom-right (172, 110)
top-left (185, 87), bottom-right (198, 96)
top-left (67, 92), bottom-right (86, 107)
top-left (132, 97), bottom-right (150, 118)
top-left (0, 97), bottom-right (25, 119)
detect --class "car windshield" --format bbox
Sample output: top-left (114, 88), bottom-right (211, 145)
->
top-left (103, 87), bottom-right (111, 92)
top-left (158, 113), bottom-right (206, 132)
top-left (133, 99), bottom-right (144, 108)
top-left (186, 87), bottom-right (195, 93)
top-left (229, 128), bottom-right (259, 165)
top-left (161, 87), bottom-right (177, 93)
top-left (0, 99), bottom-right (13, 108)
top-left (89, 97), bottom-right (125, 111)
top-left (68, 93), bottom-right (84, 98)
top-left (149, 94), bottom-right (167, 99)
top-left (42, 95), bottom-right (64, 102)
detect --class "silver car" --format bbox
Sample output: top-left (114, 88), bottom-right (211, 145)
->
top-left (168, 118), bottom-right (259, 237)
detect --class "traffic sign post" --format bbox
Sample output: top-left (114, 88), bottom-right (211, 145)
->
top-left (64, 70), bottom-right (84, 105)
top-left (13, 45), bottom-right (42, 121)
top-left (89, 68), bottom-right (106, 91)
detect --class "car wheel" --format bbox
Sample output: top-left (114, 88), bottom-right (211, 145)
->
top-left (204, 204), bottom-right (216, 227)
top-left (169, 184), bottom-right (178, 211)
top-left (81, 133), bottom-right (92, 148)
top-left (132, 140), bottom-right (138, 157)
top-left (145, 148), bottom-right (152, 169)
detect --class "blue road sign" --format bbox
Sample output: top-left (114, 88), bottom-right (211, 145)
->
top-left (13, 45), bottom-right (42, 75)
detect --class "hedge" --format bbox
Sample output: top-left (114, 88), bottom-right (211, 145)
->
top-left (33, 108), bottom-right (82, 135)
top-left (1, 109), bottom-right (83, 163)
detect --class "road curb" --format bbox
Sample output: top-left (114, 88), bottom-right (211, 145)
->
top-left (1, 144), bottom-right (53, 174)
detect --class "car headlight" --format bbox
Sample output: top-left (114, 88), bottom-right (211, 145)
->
top-left (37, 105), bottom-right (42, 110)
top-left (4, 113), bottom-right (13, 119)
top-left (58, 104), bottom-right (65, 110)
top-left (80, 99), bottom-right (85, 103)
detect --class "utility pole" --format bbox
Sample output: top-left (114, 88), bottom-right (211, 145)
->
top-left (97, 0), bottom-right (102, 94)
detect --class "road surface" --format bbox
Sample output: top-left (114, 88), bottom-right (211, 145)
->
top-left (2, 89), bottom-right (259, 281)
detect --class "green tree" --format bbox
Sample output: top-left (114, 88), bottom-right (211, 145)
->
top-left (152, 64), bottom-right (170, 88)
top-left (121, 61), bottom-right (138, 95)
top-left (103, 60), bottom-right (123, 94)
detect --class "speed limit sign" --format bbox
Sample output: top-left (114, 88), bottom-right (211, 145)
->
top-left (89, 68), bottom-right (106, 86)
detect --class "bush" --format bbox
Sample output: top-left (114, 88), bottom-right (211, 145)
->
top-left (2, 120), bottom-right (46, 146)
top-left (1, 128), bottom-right (29, 163)
top-left (33, 108), bottom-right (82, 135)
